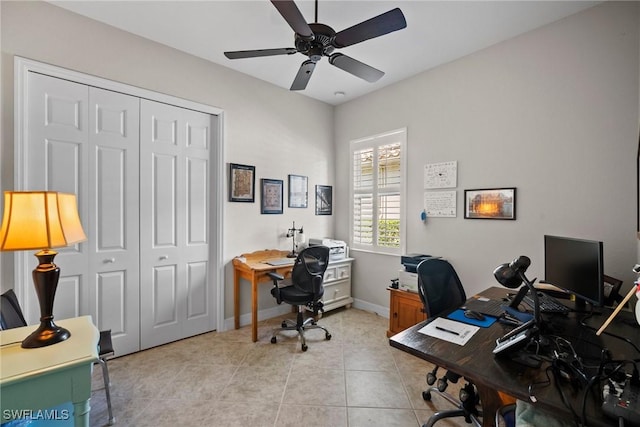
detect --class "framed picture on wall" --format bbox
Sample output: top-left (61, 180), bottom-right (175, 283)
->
top-left (315, 185), bottom-right (332, 215)
top-left (261, 178), bottom-right (283, 214)
top-left (229, 163), bottom-right (255, 202)
top-left (464, 188), bottom-right (516, 220)
top-left (288, 174), bottom-right (308, 208)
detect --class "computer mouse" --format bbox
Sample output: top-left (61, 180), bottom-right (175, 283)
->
top-left (464, 310), bottom-right (485, 321)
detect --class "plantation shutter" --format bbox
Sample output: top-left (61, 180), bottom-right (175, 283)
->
top-left (350, 129), bottom-right (406, 255)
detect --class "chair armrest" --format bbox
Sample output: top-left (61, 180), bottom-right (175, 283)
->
top-left (309, 274), bottom-right (325, 315)
top-left (267, 271), bottom-right (284, 282)
top-left (312, 274), bottom-right (323, 298)
top-left (267, 272), bottom-right (284, 304)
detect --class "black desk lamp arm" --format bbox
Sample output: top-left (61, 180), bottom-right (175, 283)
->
top-left (519, 270), bottom-right (541, 327)
top-left (499, 272), bottom-right (540, 343)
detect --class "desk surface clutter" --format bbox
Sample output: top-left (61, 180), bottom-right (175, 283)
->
top-left (389, 286), bottom-right (640, 427)
top-left (264, 257), bottom-right (295, 266)
top-left (418, 316), bottom-right (479, 345)
top-left (447, 308), bottom-right (498, 328)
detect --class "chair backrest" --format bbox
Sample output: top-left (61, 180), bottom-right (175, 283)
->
top-left (291, 245), bottom-right (330, 299)
top-left (417, 258), bottom-right (467, 318)
top-left (0, 289), bottom-right (28, 330)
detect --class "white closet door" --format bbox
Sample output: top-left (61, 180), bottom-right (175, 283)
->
top-left (88, 87), bottom-right (141, 356)
top-left (182, 108), bottom-right (212, 337)
top-left (24, 73), bottom-right (90, 324)
top-left (139, 100), bottom-right (211, 349)
top-left (21, 66), bottom-right (215, 355)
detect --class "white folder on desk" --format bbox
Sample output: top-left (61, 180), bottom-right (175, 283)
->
top-left (418, 317), bottom-right (479, 346)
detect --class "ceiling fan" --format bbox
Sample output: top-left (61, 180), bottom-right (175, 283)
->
top-left (224, 0), bottom-right (407, 91)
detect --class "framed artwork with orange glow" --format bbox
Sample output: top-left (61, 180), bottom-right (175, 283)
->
top-left (464, 188), bottom-right (516, 220)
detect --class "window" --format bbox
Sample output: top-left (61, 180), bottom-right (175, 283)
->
top-left (350, 128), bottom-right (406, 255)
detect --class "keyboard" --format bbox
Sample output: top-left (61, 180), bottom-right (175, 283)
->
top-left (523, 292), bottom-right (570, 314)
top-left (462, 298), bottom-right (506, 318)
top-left (265, 258), bottom-right (295, 266)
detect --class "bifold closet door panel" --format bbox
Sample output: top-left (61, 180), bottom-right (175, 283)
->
top-left (24, 72), bottom-right (90, 325)
top-left (22, 68), bottom-right (215, 355)
top-left (139, 99), bottom-right (211, 349)
top-left (88, 87), bottom-right (141, 356)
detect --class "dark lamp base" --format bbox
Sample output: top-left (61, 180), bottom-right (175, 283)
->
top-left (21, 320), bottom-right (71, 348)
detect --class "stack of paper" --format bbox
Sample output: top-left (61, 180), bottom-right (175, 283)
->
top-left (418, 317), bottom-right (479, 345)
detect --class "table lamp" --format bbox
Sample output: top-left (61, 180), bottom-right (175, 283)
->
top-left (286, 221), bottom-right (304, 258)
top-left (493, 255), bottom-right (541, 337)
top-left (0, 191), bottom-right (87, 348)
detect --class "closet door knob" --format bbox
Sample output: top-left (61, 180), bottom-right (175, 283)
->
top-left (104, 258), bottom-right (116, 263)
top-left (159, 255), bottom-right (169, 260)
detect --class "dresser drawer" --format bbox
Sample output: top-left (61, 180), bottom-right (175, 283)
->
top-left (323, 280), bottom-right (351, 305)
top-left (324, 263), bottom-right (351, 283)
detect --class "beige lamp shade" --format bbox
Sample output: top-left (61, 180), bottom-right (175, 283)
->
top-left (0, 191), bottom-right (87, 251)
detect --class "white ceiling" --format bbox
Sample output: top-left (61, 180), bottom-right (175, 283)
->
top-left (49, 0), bottom-right (601, 105)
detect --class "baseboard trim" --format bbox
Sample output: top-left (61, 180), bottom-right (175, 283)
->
top-left (222, 299), bottom-right (390, 332)
top-left (352, 298), bottom-right (390, 319)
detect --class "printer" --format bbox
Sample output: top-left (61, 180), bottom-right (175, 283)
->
top-left (398, 254), bottom-right (432, 292)
top-left (401, 254), bottom-right (433, 273)
top-left (308, 238), bottom-right (347, 261)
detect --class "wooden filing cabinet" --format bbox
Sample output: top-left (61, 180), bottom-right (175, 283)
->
top-left (387, 287), bottom-right (427, 337)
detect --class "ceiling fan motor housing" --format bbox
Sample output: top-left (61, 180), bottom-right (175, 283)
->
top-left (295, 23), bottom-right (336, 61)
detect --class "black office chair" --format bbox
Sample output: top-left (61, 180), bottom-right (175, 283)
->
top-left (416, 258), bottom-right (482, 427)
top-left (0, 289), bottom-right (27, 330)
top-left (267, 245), bottom-right (332, 351)
top-left (0, 289), bottom-right (116, 425)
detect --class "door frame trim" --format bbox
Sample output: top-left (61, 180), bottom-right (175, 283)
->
top-left (14, 56), bottom-right (225, 334)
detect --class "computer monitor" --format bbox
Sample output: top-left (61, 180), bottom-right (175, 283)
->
top-left (544, 235), bottom-right (604, 309)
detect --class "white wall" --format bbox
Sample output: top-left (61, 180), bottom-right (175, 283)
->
top-left (2, 1), bottom-right (639, 325)
top-left (334, 1), bottom-right (640, 310)
top-left (0, 1), bottom-right (334, 321)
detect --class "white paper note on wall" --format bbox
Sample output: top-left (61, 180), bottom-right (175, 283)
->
top-left (424, 191), bottom-right (456, 218)
top-left (424, 161), bottom-right (457, 189)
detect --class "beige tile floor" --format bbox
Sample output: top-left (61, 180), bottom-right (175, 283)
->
top-left (89, 308), bottom-right (473, 427)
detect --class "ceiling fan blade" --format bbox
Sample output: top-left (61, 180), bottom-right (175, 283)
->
top-left (290, 60), bottom-right (316, 91)
top-left (333, 8), bottom-right (406, 48)
top-left (329, 53), bottom-right (384, 83)
top-left (271, 0), bottom-right (314, 40)
top-left (224, 48), bottom-right (298, 59)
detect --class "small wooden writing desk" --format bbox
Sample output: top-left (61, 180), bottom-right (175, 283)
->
top-left (389, 287), bottom-right (640, 427)
top-left (0, 316), bottom-right (99, 427)
top-left (233, 249), bottom-right (294, 342)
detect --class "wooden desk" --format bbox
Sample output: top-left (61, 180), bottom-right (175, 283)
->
top-left (233, 249), bottom-right (294, 342)
top-left (0, 316), bottom-right (99, 426)
top-left (389, 287), bottom-right (640, 427)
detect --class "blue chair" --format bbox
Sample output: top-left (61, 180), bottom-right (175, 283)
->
top-left (496, 403), bottom-right (516, 427)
